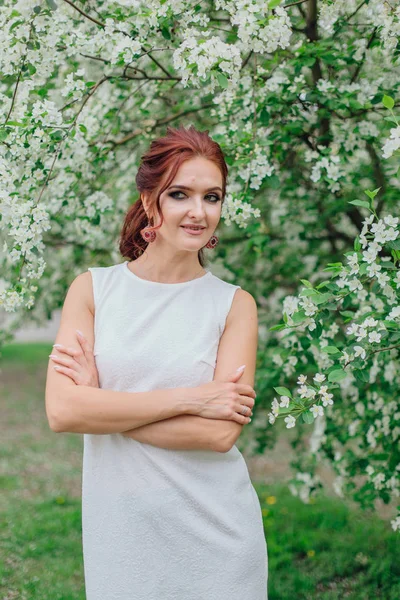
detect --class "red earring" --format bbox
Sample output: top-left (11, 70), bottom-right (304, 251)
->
top-left (205, 235), bottom-right (219, 249)
top-left (140, 223), bottom-right (156, 243)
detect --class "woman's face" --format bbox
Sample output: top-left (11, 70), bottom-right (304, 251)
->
top-left (147, 156), bottom-right (223, 250)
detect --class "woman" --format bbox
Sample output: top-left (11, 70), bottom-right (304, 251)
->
top-left (47, 125), bottom-right (268, 599)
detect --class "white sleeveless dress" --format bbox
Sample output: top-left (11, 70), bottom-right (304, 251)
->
top-left (83, 260), bottom-right (268, 600)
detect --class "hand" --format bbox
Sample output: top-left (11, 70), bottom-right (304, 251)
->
top-left (49, 330), bottom-right (100, 388)
top-left (196, 366), bottom-right (256, 424)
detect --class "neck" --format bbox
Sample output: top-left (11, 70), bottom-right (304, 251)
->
top-left (131, 245), bottom-right (205, 283)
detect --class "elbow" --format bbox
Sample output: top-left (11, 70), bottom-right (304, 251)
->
top-left (48, 417), bottom-right (65, 433)
top-left (47, 407), bottom-right (69, 433)
top-left (46, 392), bottom-right (73, 433)
top-left (216, 441), bottom-right (233, 453)
top-left (214, 423), bottom-right (239, 453)
top-left (214, 433), bottom-right (234, 453)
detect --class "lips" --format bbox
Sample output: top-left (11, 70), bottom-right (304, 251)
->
top-left (181, 226), bottom-right (206, 236)
top-left (181, 226), bottom-right (206, 230)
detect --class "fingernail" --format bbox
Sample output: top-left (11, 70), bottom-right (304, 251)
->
top-left (53, 344), bottom-right (62, 348)
top-left (236, 364), bottom-right (246, 373)
top-left (76, 330), bottom-right (84, 336)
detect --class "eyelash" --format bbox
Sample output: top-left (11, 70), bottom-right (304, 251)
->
top-left (169, 191), bottom-right (221, 203)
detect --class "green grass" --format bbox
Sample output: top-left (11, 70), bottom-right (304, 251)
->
top-left (1, 343), bottom-right (399, 599)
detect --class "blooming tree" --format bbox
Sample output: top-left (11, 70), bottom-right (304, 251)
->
top-left (267, 164), bottom-right (400, 534)
top-left (1, 1), bottom-right (400, 530)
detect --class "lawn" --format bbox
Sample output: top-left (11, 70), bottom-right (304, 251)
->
top-left (1, 343), bottom-right (399, 599)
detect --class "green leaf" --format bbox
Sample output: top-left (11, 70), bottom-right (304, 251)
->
top-left (300, 336), bottom-right (311, 350)
top-left (392, 249), bottom-right (400, 262)
top-left (292, 310), bottom-right (307, 323)
top-left (387, 239), bottom-right (400, 250)
top-left (328, 369), bottom-right (348, 382)
top-left (277, 407), bottom-right (292, 415)
top-left (310, 322), bottom-right (323, 339)
top-left (382, 94), bottom-right (394, 109)
top-left (268, 0), bottom-right (281, 7)
top-left (302, 410), bottom-right (314, 424)
top-left (364, 187), bottom-right (381, 200)
top-left (161, 26), bottom-right (171, 40)
top-left (0, 128), bottom-right (10, 142)
top-left (353, 369), bottom-right (370, 383)
top-left (348, 200), bottom-right (370, 209)
top-left (384, 116), bottom-right (398, 124)
top-left (269, 323), bottom-right (287, 331)
top-left (216, 72), bottom-right (229, 88)
top-left (315, 281), bottom-right (331, 290)
top-left (4, 120), bottom-right (24, 127)
top-left (324, 346), bottom-right (342, 354)
top-left (300, 288), bottom-right (318, 297)
top-left (79, 124), bottom-right (87, 134)
top-left (300, 279), bottom-right (313, 289)
top-left (383, 320), bottom-right (399, 328)
top-left (312, 293), bottom-right (333, 305)
top-left (273, 387), bottom-right (292, 398)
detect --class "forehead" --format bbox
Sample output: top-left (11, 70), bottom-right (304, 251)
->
top-left (171, 157), bottom-right (222, 187)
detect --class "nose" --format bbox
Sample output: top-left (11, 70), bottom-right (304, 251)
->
top-left (187, 197), bottom-right (207, 219)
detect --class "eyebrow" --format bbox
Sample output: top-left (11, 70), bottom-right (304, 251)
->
top-left (167, 185), bottom-right (223, 193)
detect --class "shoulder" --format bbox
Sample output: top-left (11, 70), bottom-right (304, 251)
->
top-left (71, 271), bottom-right (95, 315)
top-left (227, 288), bottom-right (257, 325)
top-left (208, 272), bottom-right (256, 316)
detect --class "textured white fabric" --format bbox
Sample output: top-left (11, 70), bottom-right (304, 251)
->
top-left (82, 260), bottom-right (268, 599)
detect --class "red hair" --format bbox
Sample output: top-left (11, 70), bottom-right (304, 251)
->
top-left (119, 124), bottom-right (228, 267)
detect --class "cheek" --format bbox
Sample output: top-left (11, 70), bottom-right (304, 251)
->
top-left (209, 205), bottom-right (222, 223)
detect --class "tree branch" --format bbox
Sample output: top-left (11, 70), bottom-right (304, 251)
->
top-left (365, 141), bottom-right (387, 215)
top-left (62, 0), bottom-right (173, 78)
top-left (109, 103), bottom-right (215, 147)
top-left (350, 26), bottom-right (378, 84)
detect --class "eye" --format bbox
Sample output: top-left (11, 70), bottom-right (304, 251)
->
top-left (169, 191), bottom-right (221, 203)
top-left (206, 194), bottom-right (221, 203)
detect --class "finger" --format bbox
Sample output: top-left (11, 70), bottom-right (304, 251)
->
top-left (232, 411), bottom-right (251, 425)
top-left (53, 365), bottom-right (80, 384)
top-left (49, 354), bottom-right (78, 369)
top-left (240, 385), bottom-right (256, 399)
top-left (52, 344), bottom-right (81, 359)
top-left (235, 405), bottom-right (253, 420)
top-left (238, 405), bottom-right (253, 417)
top-left (76, 331), bottom-right (95, 358)
top-left (238, 394), bottom-right (255, 410)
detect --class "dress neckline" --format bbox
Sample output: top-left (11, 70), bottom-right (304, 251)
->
top-left (122, 261), bottom-right (212, 287)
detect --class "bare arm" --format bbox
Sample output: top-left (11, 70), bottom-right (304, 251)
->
top-left (122, 289), bottom-right (258, 453)
top-left (121, 413), bottom-right (227, 452)
top-left (55, 383), bottom-right (199, 434)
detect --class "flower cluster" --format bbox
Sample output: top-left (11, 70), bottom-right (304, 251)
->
top-left (268, 187), bottom-right (400, 531)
